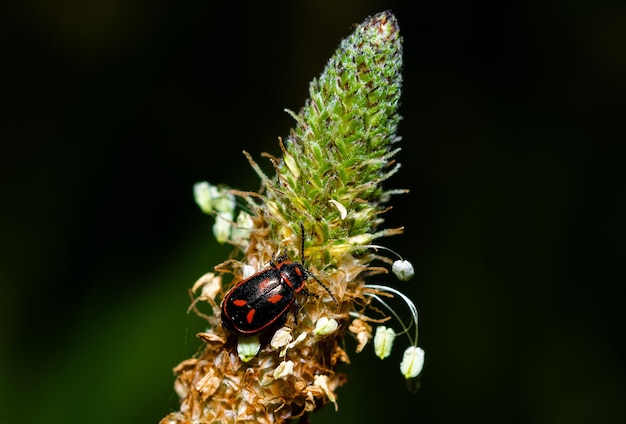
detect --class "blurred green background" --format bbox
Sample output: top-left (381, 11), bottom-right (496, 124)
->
top-left (1, 1), bottom-right (624, 423)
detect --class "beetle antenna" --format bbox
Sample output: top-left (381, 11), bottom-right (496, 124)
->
top-left (299, 221), bottom-right (306, 264)
top-left (308, 272), bottom-right (338, 307)
top-left (300, 221), bottom-right (338, 307)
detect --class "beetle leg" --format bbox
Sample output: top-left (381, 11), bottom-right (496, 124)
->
top-left (292, 297), bottom-right (301, 325)
top-left (300, 287), bottom-right (318, 299)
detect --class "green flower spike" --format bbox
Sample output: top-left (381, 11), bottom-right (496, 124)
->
top-left (162, 11), bottom-right (424, 424)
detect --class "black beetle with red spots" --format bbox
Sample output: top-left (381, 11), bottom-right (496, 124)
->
top-left (221, 224), bottom-right (336, 336)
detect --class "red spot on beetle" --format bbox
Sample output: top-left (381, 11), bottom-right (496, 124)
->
top-left (267, 294), bottom-right (283, 304)
top-left (233, 299), bottom-right (247, 307)
top-left (257, 278), bottom-right (272, 291)
top-left (246, 309), bottom-right (256, 324)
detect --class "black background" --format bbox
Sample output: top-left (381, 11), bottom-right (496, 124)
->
top-left (1, 1), bottom-right (624, 423)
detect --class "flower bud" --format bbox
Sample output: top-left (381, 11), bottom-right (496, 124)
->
top-left (400, 346), bottom-right (425, 379)
top-left (314, 317), bottom-right (339, 336)
top-left (273, 360), bottom-right (295, 379)
top-left (392, 259), bottom-right (414, 281)
top-left (373, 326), bottom-right (396, 359)
top-left (237, 335), bottom-right (261, 362)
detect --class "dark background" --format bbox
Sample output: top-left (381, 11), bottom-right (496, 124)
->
top-left (1, 1), bottom-right (624, 423)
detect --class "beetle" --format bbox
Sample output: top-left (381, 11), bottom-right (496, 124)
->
top-left (221, 224), bottom-right (336, 336)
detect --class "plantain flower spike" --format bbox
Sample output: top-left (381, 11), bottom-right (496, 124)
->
top-left (161, 11), bottom-right (424, 424)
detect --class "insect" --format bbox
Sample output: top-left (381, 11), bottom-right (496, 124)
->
top-left (221, 223), bottom-right (336, 336)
